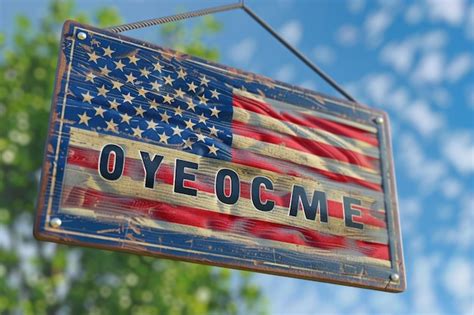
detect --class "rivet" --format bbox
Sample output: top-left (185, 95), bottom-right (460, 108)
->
top-left (50, 217), bottom-right (62, 228)
top-left (375, 116), bottom-right (384, 124)
top-left (77, 32), bottom-right (87, 40)
top-left (390, 273), bottom-right (400, 282)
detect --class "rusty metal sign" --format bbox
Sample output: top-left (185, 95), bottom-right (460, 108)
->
top-left (34, 21), bottom-right (405, 292)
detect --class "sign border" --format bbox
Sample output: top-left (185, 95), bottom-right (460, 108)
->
top-left (34, 21), bottom-right (406, 292)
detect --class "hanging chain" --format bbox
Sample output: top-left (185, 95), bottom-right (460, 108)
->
top-left (106, 2), bottom-right (244, 33)
top-left (105, 1), bottom-right (357, 103)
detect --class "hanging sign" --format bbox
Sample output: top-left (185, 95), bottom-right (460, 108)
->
top-left (35, 21), bottom-right (405, 292)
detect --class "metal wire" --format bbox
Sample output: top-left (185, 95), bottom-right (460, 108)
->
top-left (106, 1), bottom-right (357, 103)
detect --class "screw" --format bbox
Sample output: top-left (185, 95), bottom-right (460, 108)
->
top-left (390, 273), bottom-right (400, 282)
top-left (77, 32), bottom-right (87, 40)
top-left (50, 217), bottom-right (62, 228)
top-left (375, 116), bottom-right (384, 124)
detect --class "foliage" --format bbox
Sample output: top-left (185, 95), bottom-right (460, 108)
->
top-left (0, 1), bottom-right (266, 314)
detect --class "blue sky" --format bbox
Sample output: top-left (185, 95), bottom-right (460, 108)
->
top-left (1, 0), bottom-right (473, 314)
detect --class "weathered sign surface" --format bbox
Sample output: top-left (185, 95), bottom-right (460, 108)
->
top-left (34, 21), bottom-right (405, 292)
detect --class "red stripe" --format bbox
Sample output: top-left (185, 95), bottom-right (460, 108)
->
top-left (233, 95), bottom-right (379, 146)
top-left (231, 148), bottom-right (382, 192)
top-left (232, 120), bottom-right (379, 170)
top-left (62, 185), bottom-right (390, 261)
top-left (67, 146), bottom-right (386, 228)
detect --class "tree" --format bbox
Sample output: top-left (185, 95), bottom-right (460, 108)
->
top-left (0, 1), bottom-right (266, 314)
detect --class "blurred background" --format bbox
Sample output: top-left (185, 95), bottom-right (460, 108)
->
top-left (0, 0), bottom-right (472, 314)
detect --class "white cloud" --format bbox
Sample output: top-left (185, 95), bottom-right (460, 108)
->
top-left (466, 84), bottom-right (474, 109)
top-left (274, 64), bottom-right (295, 82)
top-left (313, 45), bottom-right (335, 65)
top-left (403, 100), bottom-right (444, 137)
top-left (398, 133), bottom-right (447, 192)
top-left (441, 178), bottom-right (462, 199)
top-left (380, 38), bottom-right (417, 73)
top-left (364, 10), bottom-right (393, 45)
top-left (442, 257), bottom-right (474, 314)
top-left (431, 88), bottom-right (451, 107)
top-left (399, 197), bottom-right (422, 234)
top-left (446, 53), bottom-right (472, 82)
top-left (364, 73), bottom-right (394, 105)
top-left (279, 20), bottom-right (303, 46)
top-left (412, 255), bottom-right (442, 315)
top-left (388, 87), bottom-right (410, 110)
top-left (467, 4), bottom-right (474, 39)
top-left (420, 30), bottom-right (448, 51)
top-left (442, 130), bottom-right (474, 174)
top-left (348, 0), bottom-right (365, 14)
top-left (336, 24), bottom-right (358, 46)
top-left (405, 3), bottom-right (424, 24)
top-left (298, 80), bottom-right (316, 91)
top-left (228, 38), bottom-right (256, 65)
top-left (426, 0), bottom-right (467, 26)
top-left (412, 52), bottom-right (445, 84)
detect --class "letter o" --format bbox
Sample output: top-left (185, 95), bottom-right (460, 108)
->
top-left (215, 168), bottom-right (240, 205)
top-left (99, 144), bottom-right (124, 181)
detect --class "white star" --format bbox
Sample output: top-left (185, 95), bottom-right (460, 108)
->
top-left (164, 75), bottom-right (175, 86)
top-left (96, 85), bottom-right (109, 97)
top-left (171, 125), bottom-right (183, 136)
top-left (125, 72), bottom-right (137, 84)
top-left (177, 68), bottom-right (187, 79)
top-left (146, 120), bottom-right (158, 130)
top-left (158, 131), bottom-right (170, 144)
top-left (198, 94), bottom-right (209, 105)
top-left (200, 75), bottom-right (210, 86)
top-left (186, 98), bottom-right (196, 111)
top-left (174, 107), bottom-right (184, 116)
top-left (174, 88), bottom-right (185, 98)
top-left (196, 133), bottom-right (207, 142)
top-left (139, 67), bottom-right (151, 78)
top-left (153, 61), bottom-right (163, 72)
top-left (77, 112), bottom-right (91, 125)
top-left (85, 72), bottom-right (96, 83)
top-left (184, 119), bottom-right (195, 130)
top-left (120, 112), bottom-right (132, 124)
top-left (105, 119), bottom-right (118, 132)
top-left (102, 46), bottom-right (114, 57)
top-left (210, 89), bottom-right (220, 100)
top-left (207, 144), bottom-right (218, 155)
top-left (81, 91), bottom-right (94, 103)
top-left (208, 125), bottom-right (219, 137)
top-left (111, 80), bottom-right (124, 91)
top-left (87, 51), bottom-right (100, 63)
top-left (159, 111), bottom-right (171, 123)
top-left (162, 94), bottom-right (174, 104)
top-left (122, 92), bottom-right (135, 104)
top-left (94, 106), bottom-right (106, 117)
top-left (128, 54), bottom-right (140, 65)
top-left (138, 87), bottom-right (148, 98)
top-left (114, 60), bottom-right (125, 71)
top-left (99, 65), bottom-right (111, 76)
top-left (149, 99), bottom-right (159, 110)
top-left (108, 99), bottom-right (120, 110)
top-left (187, 81), bottom-right (198, 93)
top-left (182, 138), bottom-right (194, 150)
top-left (135, 106), bottom-right (145, 117)
top-left (198, 113), bottom-right (208, 124)
top-left (210, 106), bottom-right (220, 117)
top-left (132, 126), bottom-right (143, 138)
top-left (150, 80), bottom-right (161, 92)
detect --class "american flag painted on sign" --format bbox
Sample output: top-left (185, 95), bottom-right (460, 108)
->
top-left (35, 21), bottom-right (405, 291)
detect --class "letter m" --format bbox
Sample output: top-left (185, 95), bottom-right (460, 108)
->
top-left (289, 185), bottom-right (328, 223)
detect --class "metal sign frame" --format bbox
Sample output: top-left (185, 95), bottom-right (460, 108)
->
top-left (34, 21), bottom-right (406, 292)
